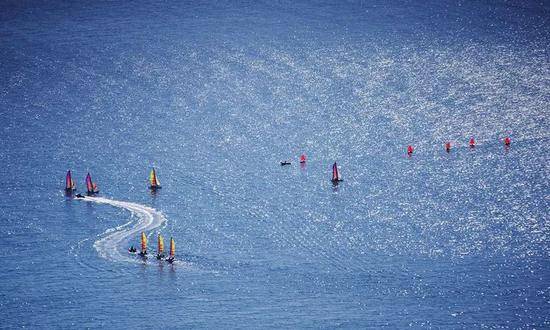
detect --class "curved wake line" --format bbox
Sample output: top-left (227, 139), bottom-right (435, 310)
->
top-left (79, 196), bottom-right (167, 263)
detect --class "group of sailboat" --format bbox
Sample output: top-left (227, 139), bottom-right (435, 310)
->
top-left (65, 170), bottom-right (99, 196)
top-left (131, 232), bottom-right (175, 263)
top-left (68, 168), bottom-right (175, 263)
top-left (280, 154), bottom-right (343, 183)
top-left (65, 168), bottom-right (162, 195)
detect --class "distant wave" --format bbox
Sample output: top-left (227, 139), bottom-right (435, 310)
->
top-left (78, 197), bottom-right (167, 263)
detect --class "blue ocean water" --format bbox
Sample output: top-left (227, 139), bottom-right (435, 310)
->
top-left (1, 0), bottom-right (549, 327)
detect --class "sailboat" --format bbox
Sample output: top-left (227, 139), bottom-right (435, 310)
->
top-left (65, 170), bottom-right (76, 193)
top-left (139, 232), bottom-right (148, 257)
top-left (85, 173), bottom-right (99, 195)
top-left (156, 234), bottom-right (165, 260)
top-left (166, 237), bottom-right (175, 264)
top-left (331, 162), bottom-right (343, 183)
top-left (149, 168), bottom-right (162, 190)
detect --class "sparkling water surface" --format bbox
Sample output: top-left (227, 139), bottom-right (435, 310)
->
top-left (1, 1), bottom-right (549, 328)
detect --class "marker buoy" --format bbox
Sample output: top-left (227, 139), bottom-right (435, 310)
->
top-left (299, 154), bottom-right (307, 163)
top-left (407, 145), bottom-right (414, 155)
top-left (504, 137), bottom-right (511, 146)
top-left (445, 142), bottom-right (451, 152)
top-left (469, 138), bottom-right (475, 148)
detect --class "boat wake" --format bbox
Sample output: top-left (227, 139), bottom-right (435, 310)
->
top-left (78, 196), bottom-right (167, 263)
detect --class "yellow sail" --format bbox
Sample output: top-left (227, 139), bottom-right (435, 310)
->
top-left (169, 237), bottom-right (175, 257)
top-left (149, 169), bottom-right (155, 186)
top-left (158, 234), bottom-right (164, 254)
top-left (149, 168), bottom-right (161, 187)
top-left (141, 232), bottom-right (147, 252)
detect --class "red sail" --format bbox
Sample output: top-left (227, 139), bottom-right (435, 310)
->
top-left (66, 170), bottom-right (73, 190)
top-left (332, 162), bottom-right (339, 181)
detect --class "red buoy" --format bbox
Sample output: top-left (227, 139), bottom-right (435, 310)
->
top-left (469, 137), bottom-right (475, 148)
top-left (407, 145), bottom-right (414, 154)
top-left (504, 137), bottom-right (511, 146)
top-left (299, 154), bottom-right (307, 163)
top-left (445, 142), bottom-right (451, 152)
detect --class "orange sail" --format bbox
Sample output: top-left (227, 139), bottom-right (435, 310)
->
top-left (157, 234), bottom-right (164, 254)
top-left (169, 237), bottom-right (175, 258)
top-left (141, 232), bottom-right (148, 252)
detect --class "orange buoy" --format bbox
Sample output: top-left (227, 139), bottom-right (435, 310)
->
top-left (299, 154), bottom-right (307, 163)
top-left (469, 137), bottom-right (475, 148)
top-left (504, 137), bottom-right (511, 146)
top-left (407, 145), bottom-right (414, 154)
top-left (445, 142), bottom-right (451, 152)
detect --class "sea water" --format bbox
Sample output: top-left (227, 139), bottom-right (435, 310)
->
top-left (0, 1), bottom-right (548, 327)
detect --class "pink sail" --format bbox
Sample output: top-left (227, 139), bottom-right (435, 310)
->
top-left (65, 170), bottom-right (74, 190)
top-left (85, 173), bottom-right (93, 193)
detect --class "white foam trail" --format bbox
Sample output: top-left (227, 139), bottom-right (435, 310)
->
top-left (79, 196), bottom-right (167, 263)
